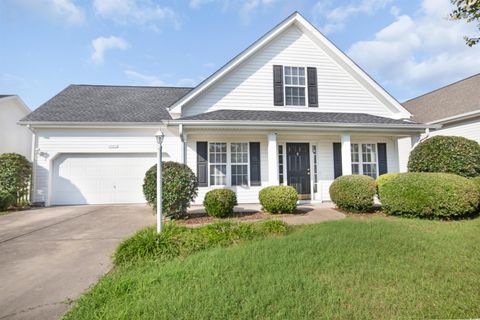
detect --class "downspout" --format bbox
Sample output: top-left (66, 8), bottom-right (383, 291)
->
top-left (26, 125), bottom-right (37, 205)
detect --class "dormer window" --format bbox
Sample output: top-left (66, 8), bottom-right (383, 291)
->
top-left (284, 66), bottom-right (306, 106)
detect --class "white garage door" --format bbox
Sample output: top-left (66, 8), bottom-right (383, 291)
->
top-left (52, 153), bottom-right (156, 205)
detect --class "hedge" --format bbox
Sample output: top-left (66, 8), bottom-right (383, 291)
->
top-left (0, 153), bottom-right (31, 205)
top-left (379, 172), bottom-right (479, 219)
top-left (408, 136), bottom-right (480, 177)
top-left (329, 175), bottom-right (377, 213)
top-left (259, 186), bottom-right (298, 214)
top-left (0, 190), bottom-right (15, 211)
top-left (143, 161), bottom-right (198, 219)
top-left (203, 189), bottom-right (237, 218)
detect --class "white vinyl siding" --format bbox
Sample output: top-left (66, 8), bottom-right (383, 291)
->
top-left (31, 127), bottom-right (182, 205)
top-left (182, 26), bottom-right (398, 118)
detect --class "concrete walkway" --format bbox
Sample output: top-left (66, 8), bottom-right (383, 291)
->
top-left (0, 204), bottom-right (154, 320)
top-left (187, 202), bottom-right (346, 226)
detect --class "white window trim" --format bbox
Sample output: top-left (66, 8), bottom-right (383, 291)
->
top-left (351, 143), bottom-right (379, 178)
top-left (231, 142), bottom-right (250, 187)
top-left (208, 142), bottom-right (227, 186)
top-left (207, 142), bottom-right (251, 188)
top-left (283, 66), bottom-right (308, 107)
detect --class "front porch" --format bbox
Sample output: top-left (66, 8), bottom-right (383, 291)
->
top-left (176, 127), bottom-right (421, 204)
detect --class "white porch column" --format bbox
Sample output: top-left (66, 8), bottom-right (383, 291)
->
top-left (267, 133), bottom-right (279, 186)
top-left (341, 133), bottom-right (352, 175)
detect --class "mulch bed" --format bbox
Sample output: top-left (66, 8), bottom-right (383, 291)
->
top-left (175, 208), bottom-right (311, 225)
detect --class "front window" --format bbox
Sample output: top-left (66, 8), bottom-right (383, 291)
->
top-left (351, 143), bottom-right (378, 178)
top-left (209, 142), bottom-right (227, 186)
top-left (231, 143), bottom-right (248, 186)
top-left (284, 66), bottom-right (306, 106)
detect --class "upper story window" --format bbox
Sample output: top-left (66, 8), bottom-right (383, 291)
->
top-left (284, 66), bottom-right (306, 106)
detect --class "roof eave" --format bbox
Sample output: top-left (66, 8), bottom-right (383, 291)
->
top-left (168, 119), bottom-right (438, 131)
top-left (427, 109), bottom-right (480, 125)
top-left (18, 121), bottom-right (166, 128)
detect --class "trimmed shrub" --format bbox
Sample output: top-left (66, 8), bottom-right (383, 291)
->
top-left (329, 175), bottom-right (376, 213)
top-left (258, 185), bottom-right (298, 214)
top-left (0, 190), bottom-right (15, 211)
top-left (471, 176), bottom-right (480, 194)
top-left (203, 189), bottom-right (237, 218)
top-left (113, 220), bottom-right (290, 266)
top-left (0, 153), bottom-right (31, 204)
top-left (408, 136), bottom-right (480, 177)
top-left (379, 172), bottom-right (479, 219)
top-left (143, 161), bottom-right (198, 219)
top-left (376, 173), bottom-right (400, 198)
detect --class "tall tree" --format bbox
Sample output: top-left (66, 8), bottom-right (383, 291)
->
top-left (451, 0), bottom-right (480, 46)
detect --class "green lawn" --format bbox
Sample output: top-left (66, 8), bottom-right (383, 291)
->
top-left (64, 217), bottom-right (480, 319)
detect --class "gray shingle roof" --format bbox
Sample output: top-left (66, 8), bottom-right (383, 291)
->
top-left (402, 73), bottom-right (480, 123)
top-left (0, 95), bottom-right (13, 99)
top-left (21, 85), bottom-right (192, 123)
top-left (177, 109), bottom-right (418, 125)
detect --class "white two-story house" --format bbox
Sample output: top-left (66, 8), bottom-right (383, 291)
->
top-left (20, 12), bottom-right (433, 206)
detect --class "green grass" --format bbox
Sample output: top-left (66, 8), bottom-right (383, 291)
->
top-left (64, 217), bottom-right (480, 319)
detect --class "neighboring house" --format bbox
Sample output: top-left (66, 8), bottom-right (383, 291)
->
top-left (398, 74), bottom-right (480, 171)
top-left (0, 95), bottom-right (32, 160)
top-left (19, 12), bottom-right (433, 206)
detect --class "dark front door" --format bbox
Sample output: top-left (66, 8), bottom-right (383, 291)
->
top-left (286, 143), bottom-right (311, 200)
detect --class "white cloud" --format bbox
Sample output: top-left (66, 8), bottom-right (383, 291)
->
top-left (314, 0), bottom-right (392, 34)
top-left (125, 69), bottom-right (197, 87)
top-left (347, 0), bottom-right (480, 98)
top-left (14, 0), bottom-right (85, 24)
top-left (188, 0), bottom-right (277, 24)
top-left (93, 0), bottom-right (180, 31)
top-left (189, 0), bottom-right (215, 9)
top-left (91, 36), bottom-right (129, 65)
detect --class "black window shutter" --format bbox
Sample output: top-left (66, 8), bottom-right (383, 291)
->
top-left (378, 143), bottom-right (388, 175)
top-left (333, 143), bottom-right (343, 179)
top-left (307, 67), bottom-right (318, 108)
top-left (273, 65), bottom-right (284, 106)
top-left (197, 142), bottom-right (208, 187)
top-left (249, 142), bottom-right (261, 186)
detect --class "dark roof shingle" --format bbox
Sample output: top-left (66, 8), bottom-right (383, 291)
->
top-left (402, 73), bottom-right (480, 123)
top-left (21, 85), bottom-right (192, 123)
top-left (177, 109), bottom-right (417, 125)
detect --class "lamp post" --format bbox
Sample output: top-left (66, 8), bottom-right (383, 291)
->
top-left (155, 130), bottom-right (165, 233)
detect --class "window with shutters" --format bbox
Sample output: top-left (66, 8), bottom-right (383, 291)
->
top-left (278, 145), bottom-right (284, 184)
top-left (209, 142), bottom-right (227, 186)
top-left (231, 143), bottom-right (249, 186)
top-left (351, 143), bottom-right (378, 178)
top-left (284, 66), bottom-right (306, 106)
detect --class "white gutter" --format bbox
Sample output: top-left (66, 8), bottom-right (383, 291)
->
top-left (18, 121), bottom-right (165, 128)
top-left (427, 109), bottom-right (480, 125)
top-left (167, 119), bottom-right (439, 130)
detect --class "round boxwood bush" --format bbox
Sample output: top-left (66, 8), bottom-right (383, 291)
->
top-left (471, 176), bottom-right (480, 194)
top-left (0, 153), bottom-right (31, 204)
top-left (203, 189), bottom-right (237, 218)
top-left (259, 185), bottom-right (298, 214)
top-left (376, 173), bottom-right (400, 198)
top-left (408, 136), bottom-right (480, 177)
top-left (329, 175), bottom-right (376, 213)
top-left (379, 172), bottom-right (479, 219)
top-left (143, 161), bottom-right (198, 219)
top-left (0, 190), bottom-right (15, 211)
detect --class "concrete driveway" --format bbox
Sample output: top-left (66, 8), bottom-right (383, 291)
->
top-left (0, 204), bottom-right (154, 320)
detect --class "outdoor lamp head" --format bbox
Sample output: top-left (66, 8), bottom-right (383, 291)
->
top-left (155, 131), bottom-right (164, 144)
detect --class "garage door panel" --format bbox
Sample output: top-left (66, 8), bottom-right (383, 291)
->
top-left (52, 153), bottom-right (156, 205)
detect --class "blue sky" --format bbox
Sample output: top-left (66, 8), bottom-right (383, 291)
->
top-left (1, 0), bottom-right (480, 110)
